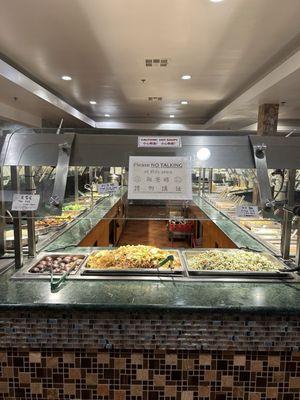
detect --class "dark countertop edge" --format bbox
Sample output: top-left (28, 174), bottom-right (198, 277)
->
top-left (1, 303), bottom-right (300, 315)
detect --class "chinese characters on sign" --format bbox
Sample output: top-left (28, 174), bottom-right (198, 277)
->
top-left (12, 194), bottom-right (40, 211)
top-left (236, 205), bottom-right (259, 218)
top-left (128, 156), bottom-right (192, 200)
top-left (138, 136), bottom-right (182, 148)
top-left (97, 183), bottom-right (119, 194)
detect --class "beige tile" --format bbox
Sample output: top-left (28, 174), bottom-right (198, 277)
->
top-left (233, 387), bottom-right (244, 397)
top-left (204, 370), bottom-right (216, 381)
top-left (251, 361), bottom-right (263, 372)
top-left (199, 354), bottom-right (211, 366)
top-left (234, 355), bottom-right (246, 366)
top-left (154, 374), bottom-right (166, 386)
top-left (63, 352), bottom-right (75, 364)
top-left (2, 367), bottom-right (13, 378)
top-left (268, 355), bottom-right (280, 367)
top-left (136, 369), bottom-right (148, 381)
top-left (46, 357), bottom-right (58, 368)
top-left (131, 385), bottom-right (143, 396)
top-left (114, 390), bottom-right (126, 400)
top-left (181, 391), bottom-right (193, 400)
top-left (165, 353), bottom-right (177, 365)
top-left (69, 368), bottom-right (81, 379)
top-left (114, 358), bottom-right (126, 369)
top-left (290, 377), bottom-right (300, 388)
top-left (266, 388), bottom-right (278, 399)
top-left (249, 394), bottom-right (261, 400)
top-left (19, 372), bottom-right (31, 384)
top-left (198, 385), bottom-right (210, 397)
top-left (46, 388), bottom-right (59, 399)
top-left (31, 383), bottom-right (43, 395)
top-left (165, 385), bottom-right (177, 397)
top-left (97, 352), bottom-right (109, 364)
top-left (221, 375), bottom-right (233, 387)
top-left (64, 383), bottom-right (76, 395)
top-left (86, 373), bottom-right (97, 385)
top-left (29, 352), bottom-right (41, 364)
top-left (0, 352), bottom-right (7, 363)
top-left (131, 353), bottom-right (143, 365)
top-left (97, 384), bottom-right (109, 396)
top-left (0, 382), bottom-right (9, 393)
top-left (182, 359), bottom-right (194, 370)
top-left (273, 371), bottom-right (285, 383)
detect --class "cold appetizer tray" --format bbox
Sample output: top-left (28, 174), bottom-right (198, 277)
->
top-left (81, 245), bottom-right (183, 275)
top-left (28, 253), bottom-right (87, 276)
top-left (182, 249), bottom-right (291, 277)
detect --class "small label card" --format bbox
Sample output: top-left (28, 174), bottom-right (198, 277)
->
top-left (97, 183), bottom-right (120, 194)
top-left (12, 194), bottom-right (40, 211)
top-left (236, 205), bottom-right (259, 218)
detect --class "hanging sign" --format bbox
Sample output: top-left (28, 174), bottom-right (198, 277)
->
top-left (97, 183), bottom-right (119, 194)
top-left (128, 156), bottom-right (192, 200)
top-left (236, 205), bottom-right (259, 218)
top-left (138, 136), bottom-right (182, 148)
top-left (12, 194), bottom-right (40, 211)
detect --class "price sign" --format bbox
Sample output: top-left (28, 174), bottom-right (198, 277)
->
top-left (12, 194), bottom-right (40, 211)
top-left (138, 136), bottom-right (182, 148)
top-left (97, 183), bottom-right (120, 194)
top-left (236, 205), bottom-right (259, 218)
top-left (128, 156), bottom-right (192, 200)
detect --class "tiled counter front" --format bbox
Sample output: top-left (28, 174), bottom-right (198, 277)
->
top-left (1, 311), bottom-right (300, 400)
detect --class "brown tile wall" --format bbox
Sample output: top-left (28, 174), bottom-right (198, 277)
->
top-left (0, 349), bottom-right (300, 399)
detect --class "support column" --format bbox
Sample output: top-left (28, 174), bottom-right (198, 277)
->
top-left (257, 103), bottom-right (279, 136)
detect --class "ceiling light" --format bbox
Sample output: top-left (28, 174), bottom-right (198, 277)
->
top-left (89, 100), bottom-right (97, 105)
top-left (210, 0), bottom-right (223, 2)
top-left (181, 75), bottom-right (191, 80)
top-left (181, 100), bottom-right (188, 105)
top-left (169, 114), bottom-right (175, 118)
top-left (197, 148), bottom-right (211, 161)
top-left (61, 75), bottom-right (72, 81)
top-left (104, 114), bottom-right (110, 118)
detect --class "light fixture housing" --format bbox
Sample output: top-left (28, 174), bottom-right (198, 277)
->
top-left (89, 100), bottom-right (97, 105)
top-left (104, 114), bottom-right (110, 118)
top-left (181, 100), bottom-right (188, 105)
top-left (210, 0), bottom-right (224, 2)
top-left (181, 75), bottom-right (191, 80)
top-left (169, 114), bottom-right (175, 118)
top-left (61, 75), bottom-right (72, 81)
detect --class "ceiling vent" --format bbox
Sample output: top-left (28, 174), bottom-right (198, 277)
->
top-left (148, 97), bottom-right (162, 102)
top-left (145, 59), bottom-right (168, 67)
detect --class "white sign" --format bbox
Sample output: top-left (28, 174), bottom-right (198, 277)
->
top-left (12, 194), bottom-right (40, 211)
top-left (128, 156), bottom-right (192, 200)
top-left (97, 183), bottom-right (119, 194)
top-left (138, 136), bottom-right (182, 148)
top-left (236, 205), bottom-right (259, 218)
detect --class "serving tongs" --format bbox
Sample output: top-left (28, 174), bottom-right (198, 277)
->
top-left (156, 254), bottom-right (175, 272)
top-left (50, 263), bottom-right (77, 291)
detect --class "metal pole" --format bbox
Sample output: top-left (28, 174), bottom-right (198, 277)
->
top-left (74, 167), bottom-right (79, 204)
top-left (0, 167), bottom-right (5, 256)
top-left (89, 167), bottom-right (94, 206)
top-left (281, 169), bottom-right (296, 259)
top-left (10, 166), bottom-right (23, 268)
top-left (202, 168), bottom-right (206, 194)
top-left (295, 218), bottom-right (300, 267)
top-left (25, 166), bottom-right (36, 257)
top-left (208, 168), bottom-right (213, 193)
top-left (198, 168), bottom-right (201, 196)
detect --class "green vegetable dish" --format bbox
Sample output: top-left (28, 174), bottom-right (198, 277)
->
top-left (187, 250), bottom-right (279, 272)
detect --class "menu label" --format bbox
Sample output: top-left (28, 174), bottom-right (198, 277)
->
top-left (12, 194), bottom-right (40, 211)
top-left (128, 156), bottom-right (192, 200)
top-left (97, 183), bottom-right (119, 194)
top-left (138, 136), bottom-right (182, 148)
top-left (236, 205), bottom-right (259, 218)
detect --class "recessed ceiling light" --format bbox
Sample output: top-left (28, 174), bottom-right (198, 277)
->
top-left (169, 114), bottom-right (175, 118)
top-left (61, 75), bottom-right (72, 81)
top-left (181, 75), bottom-right (191, 80)
top-left (104, 114), bottom-right (110, 118)
top-left (181, 100), bottom-right (188, 105)
top-left (210, 0), bottom-right (223, 2)
top-left (89, 100), bottom-right (97, 105)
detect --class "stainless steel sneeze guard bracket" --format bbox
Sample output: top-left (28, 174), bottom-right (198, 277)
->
top-left (249, 138), bottom-right (274, 217)
top-left (281, 169), bottom-right (296, 260)
top-left (49, 135), bottom-right (75, 214)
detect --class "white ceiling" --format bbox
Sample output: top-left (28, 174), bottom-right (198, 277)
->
top-left (0, 0), bottom-right (300, 129)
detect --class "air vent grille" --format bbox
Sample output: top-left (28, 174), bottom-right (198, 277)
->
top-left (145, 59), bottom-right (168, 67)
top-left (148, 97), bottom-right (162, 102)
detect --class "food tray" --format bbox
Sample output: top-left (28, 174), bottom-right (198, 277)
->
top-left (81, 249), bottom-right (184, 275)
top-left (27, 253), bottom-right (87, 276)
top-left (182, 249), bottom-right (291, 277)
